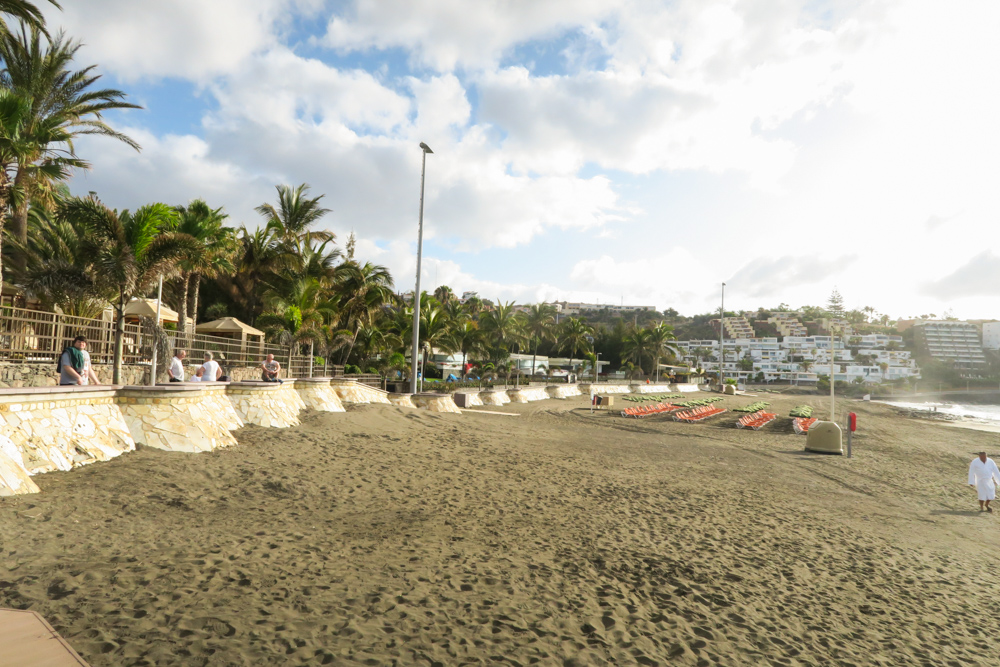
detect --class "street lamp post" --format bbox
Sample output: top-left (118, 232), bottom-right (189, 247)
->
top-left (149, 274), bottom-right (163, 387)
top-left (410, 142), bottom-right (433, 394)
top-left (718, 282), bottom-right (725, 389)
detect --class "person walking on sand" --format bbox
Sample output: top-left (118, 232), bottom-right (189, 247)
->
top-left (57, 335), bottom-right (100, 386)
top-left (968, 451), bottom-right (1000, 513)
top-left (169, 349), bottom-right (187, 382)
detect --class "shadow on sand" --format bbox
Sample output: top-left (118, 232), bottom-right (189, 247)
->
top-left (929, 509), bottom-right (984, 517)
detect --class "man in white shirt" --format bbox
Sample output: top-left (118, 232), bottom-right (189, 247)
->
top-left (169, 349), bottom-right (187, 382)
top-left (968, 451), bottom-right (1000, 513)
top-left (193, 351), bottom-right (222, 382)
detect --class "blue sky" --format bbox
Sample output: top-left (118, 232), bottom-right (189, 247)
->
top-left (44, 0), bottom-right (1000, 319)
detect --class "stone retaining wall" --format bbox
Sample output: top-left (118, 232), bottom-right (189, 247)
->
top-left (546, 385), bottom-right (581, 399)
top-left (411, 393), bottom-right (462, 413)
top-left (226, 382), bottom-right (302, 428)
top-left (480, 390), bottom-right (510, 406)
top-left (118, 385), bottom-right (239, 453)
top-left (0, 436), bottom-right (38, 496)
top-left (331, 380), bottom-right (391, 404)
top-left (629, 383), bottom-right (675, 394)
top-left (295, 379), bottom-right (346, 412)
top-left (388, 393), bottom-right (416, 408)
top-left (507, 387), bottom-right (549, 403)
top-left (578, 383), bottom-right (632, 395)
top-left (0, 386), bottom-right (135, 475)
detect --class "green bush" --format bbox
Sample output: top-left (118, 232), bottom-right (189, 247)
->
top-left (344, 364), bottom-right (362, 374)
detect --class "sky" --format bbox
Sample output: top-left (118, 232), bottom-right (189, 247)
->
top-left (41, 0), bottom-right (1000, 320)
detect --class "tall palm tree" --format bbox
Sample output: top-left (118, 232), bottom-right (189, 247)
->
top-left (173, 199), bottom-right (232, 338)
top-left (256, 276), bottom-right (334, 344)
top-left (622, 328), bottom-right (652, 377)
top-left (559, 317), bottom-right (593, 377)
top-left (479, 300), bottom-right (522, 356)
top-left (255, 183), bottom-right (332, 254)
top-left (523, 303), bottom-right (556, 377)
top-left (0, 87), bottom-right (79, 298)
top-left (334, 261), bottom-right (394, 363)
top-left (0, 27), bottom-right (141, 245)
top-left (445, 319), bottom-right (482, 380)
top-left (433, 285), bottom-right (455, 305)
top-left (0, 1), bottom-right (59, 36)
top-left (214, 226), bottom-right (283, 324)
top-left (61, 196), bottom-right (195, 384)
top-left (419, 305), bottom-right (452, 382)
top-left (648, 322), bottom-right (679, 381)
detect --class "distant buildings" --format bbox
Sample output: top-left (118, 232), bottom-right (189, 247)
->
top-left (675, 333), bottom-right (919, 385)
top-left (710, 316), bottom-right (755, 339)
top-left (911, 321), bottom-right (987, 373)
top-left (983, 322), bottom-right (1000, 351)
top-left (547, 301), bottom-right (656, 317)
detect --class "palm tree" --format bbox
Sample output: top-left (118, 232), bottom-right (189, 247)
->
top-left (333, 261), bottom-right (394, 363)
top-left (173, 199), bottom-right (232, 339)
top-left (0, 87), bottom-right (79, 298)
top-left (798, 358), bottom-right (813, 386)
top-left (648, 322), bottom-right (679, 382)
top-left (0, 1), bottom-right (59, 36)
top-left (61, 196), bottom-right (195, 384)
top-left (255, 183), bottom-right (332, 254)
top-left (419, 305), bottom-right (452, 383)
top-left (433, 285), bottom-right (455, 305)
top-left (622, 328), bottom-right (652, 377)
top-left (3, 204), bottom-right (109, 316)
top-left (879, 361), bottom-right (889, 383)
top-left (0, 27), bottom-right (141, 245)
top-left (479, 300), bottom-right (522, 356)
top-left (445, 319), bottom-right (482, 380)
top-left (256, 276), bottom-right (334, 344)
top-left (523, 303), bottom-right (556, 377)
top-left (215, 226), bottom-right (283, 324)
top-left (559, 317), bottom-right (593, 378)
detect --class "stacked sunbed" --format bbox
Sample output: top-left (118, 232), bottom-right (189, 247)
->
top-left (621, 402), bottom-right (679, 418)
top-left (673, 405), bottom-right (727, 422)
top-left (736, 410), bottom-right (777, 430)
top-left (793, 417), bottom-right (818, 434)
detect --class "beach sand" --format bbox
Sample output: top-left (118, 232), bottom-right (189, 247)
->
top-left (2, 394), bottom-right (1000, 666)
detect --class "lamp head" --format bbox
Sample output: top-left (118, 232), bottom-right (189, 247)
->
top-left (419, 142), bottom-right (434, 154)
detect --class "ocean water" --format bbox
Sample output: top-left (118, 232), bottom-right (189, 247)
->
top-left (881, 401), bottom-right (1000, 426)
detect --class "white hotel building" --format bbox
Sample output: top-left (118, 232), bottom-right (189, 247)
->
top-left (675, 334), bottom-right (920, 384)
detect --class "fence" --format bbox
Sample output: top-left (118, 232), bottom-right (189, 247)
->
top-left (0, 305), bottom-right (357, 381)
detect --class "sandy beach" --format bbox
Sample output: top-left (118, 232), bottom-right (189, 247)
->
top-left (2, 393), bottom-right (1000, 666)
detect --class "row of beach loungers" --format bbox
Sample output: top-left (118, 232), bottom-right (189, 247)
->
top-left (736, 410), bottom-right (777, 430)
top-left (793, 417), bottom-right (817, 434)
top-left (620, 402), bottom-right (679, 418)
top-left (621, 402), bottom-right (817, 434)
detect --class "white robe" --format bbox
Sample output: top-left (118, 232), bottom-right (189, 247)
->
top-left (969, 458), bottom-right (1000, 501)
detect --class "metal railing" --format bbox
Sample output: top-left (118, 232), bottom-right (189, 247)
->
top-left (0, 305), bottom-right (365, 382)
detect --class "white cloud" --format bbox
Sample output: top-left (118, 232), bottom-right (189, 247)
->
top-left (324, 0), bottom-right (614, 71)
top-left (44, 0), bottom-right (318, 80)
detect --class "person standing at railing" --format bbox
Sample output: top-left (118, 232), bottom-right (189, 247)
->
top-left (57, 336), bottom-right (100, 386)
top-left (169, 349), bottom-right (187, 382)
top-left (260, 354), bottom-right (283, 383)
